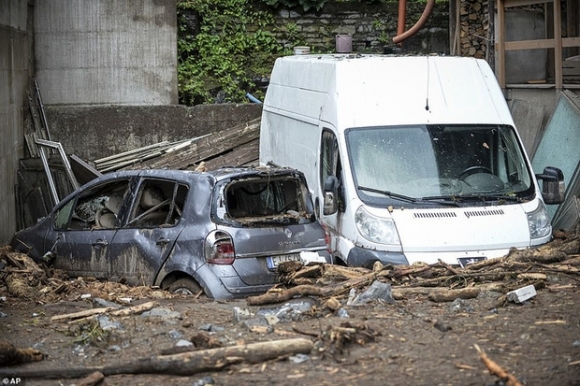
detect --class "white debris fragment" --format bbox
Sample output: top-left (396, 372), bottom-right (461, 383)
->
top-left (300, 251), bottom-right (326, 265)
top-left (507, 284), bottom-right (537, 303)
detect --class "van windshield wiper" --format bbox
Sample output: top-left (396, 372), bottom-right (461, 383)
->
top-left (358, 186), bottom-right (417, 203)
top-left (419, 196), bottom-right (461, 207)
top-left (460, 194), bottom-right (524, 203)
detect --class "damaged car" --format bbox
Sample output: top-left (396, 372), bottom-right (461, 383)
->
top-left (11, 167), bottom-right (331, 299)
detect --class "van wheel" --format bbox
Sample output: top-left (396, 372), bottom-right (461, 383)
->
top-left (167, 278), bottom-right (203, 296)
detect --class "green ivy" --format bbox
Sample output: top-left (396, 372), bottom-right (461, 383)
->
top-left (177, 0), bottom-right (288, 105)
top-left (261, 0), bottom-right (328, 12)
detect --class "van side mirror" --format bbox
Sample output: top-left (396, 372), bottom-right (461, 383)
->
top-left (536, 166), bottom-right (565, 205)
top-left (323, 176), bottom-right (339, 215)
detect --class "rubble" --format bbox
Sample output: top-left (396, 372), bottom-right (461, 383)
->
top-left (0, 224), bottom-right (578, 383)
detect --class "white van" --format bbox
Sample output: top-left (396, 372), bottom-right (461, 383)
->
top-left (259, 54), bottom-right (565, 268)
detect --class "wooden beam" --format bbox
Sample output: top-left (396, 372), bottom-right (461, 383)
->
top-left (497, 0), bottom-right (506, 88)
top-left (554, 0), bottom-right (562, 89)
top-left (504, 0), bottom-right (552, 8)
top-left (504, 39), bottom-right (555, 51)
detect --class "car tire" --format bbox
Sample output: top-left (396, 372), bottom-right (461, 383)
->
top-left (167, 278), bottom-right (203, 296)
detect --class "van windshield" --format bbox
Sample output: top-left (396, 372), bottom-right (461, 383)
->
top-left (346, 125), bottom-right (534, 204)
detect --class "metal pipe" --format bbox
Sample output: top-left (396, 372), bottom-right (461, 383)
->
top-left (393, 0), bottom-right (435, 45)
top-left (397, 0), bottom-right (407, 37)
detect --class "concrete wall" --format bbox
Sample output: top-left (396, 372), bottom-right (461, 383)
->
top-left (46, 104), bottom-right (263, 161)
top-left (34, 0), bottom-right (177, 106)
top-left (0, 0), bottom-right (30, 243)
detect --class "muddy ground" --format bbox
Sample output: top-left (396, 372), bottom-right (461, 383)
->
top-left (1, 234), bottom-right (580, 386)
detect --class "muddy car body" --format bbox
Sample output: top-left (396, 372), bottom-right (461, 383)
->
top-left (11, 167), bottom-right (330, 299)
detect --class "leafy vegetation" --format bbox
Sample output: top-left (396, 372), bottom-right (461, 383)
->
top-left (177, 0), bottom-right (288, 105)
top-left (177, 0), bottom-right (433, 105)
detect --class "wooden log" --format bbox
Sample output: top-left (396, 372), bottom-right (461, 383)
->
top-left (247, 272), bottom-right (377, 306)
top-left (427, 287), bottom-right (480, 302)
top-left (392, 286), bottom-right (479, 301)
top-left (0, 338), bottom-right (313, 379)
top-left (392, 283), bottom-right (503, 301)
top-left (50, 301), bottom-right (159, 322)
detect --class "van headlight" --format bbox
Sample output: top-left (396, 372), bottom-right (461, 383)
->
top-left (355, 206), bottom-right (401, 245)
top-left (527, 200), bottom-right (551, 239)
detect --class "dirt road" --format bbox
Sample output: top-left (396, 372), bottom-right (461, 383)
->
top-left (1, 232), bottom-right (580, 385)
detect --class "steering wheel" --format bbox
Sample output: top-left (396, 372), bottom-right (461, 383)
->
top-left (458, 166), bottom-right (493, 180)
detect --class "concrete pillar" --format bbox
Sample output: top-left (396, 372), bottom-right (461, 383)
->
top-left (0, 0), bottom-right (31, 243)
top-left (34, 0), bottom-right (178, 106)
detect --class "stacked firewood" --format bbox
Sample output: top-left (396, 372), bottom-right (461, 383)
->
top-left (458, 0), bottom-right (489, 59)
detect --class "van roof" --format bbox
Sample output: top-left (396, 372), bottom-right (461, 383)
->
top-left (265, 54), bottom-right (514, 128)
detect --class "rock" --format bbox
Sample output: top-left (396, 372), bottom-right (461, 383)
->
top-left (351, 281), bottom-right (395, 305)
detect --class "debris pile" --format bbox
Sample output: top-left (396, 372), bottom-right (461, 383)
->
top-left (0, 246), bottom-right (173, 303)
top-left (248, 224), bottom-right (580, 307)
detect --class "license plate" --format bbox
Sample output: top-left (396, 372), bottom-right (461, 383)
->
top-left (457, 256), bottom-right (486, 268)
top-left (266, 254), bottom-right (301, 271)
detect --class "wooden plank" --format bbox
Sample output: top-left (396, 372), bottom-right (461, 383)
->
top-left (137, 119), bottom-right (260, 170)
top-left (203, 140), bottom-right (259, 171)
top-left (504, 39), bottom-right (554, 51)
top-left (555, 0), bottom-right (563, 89)
top-left (504, 0), bottom-right (552, 7)
top-left (497, 0), bottom-right (506, 88)
top-left (508, 99), bottom-right (546, 156)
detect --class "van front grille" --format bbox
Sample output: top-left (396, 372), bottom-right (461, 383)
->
top-left (464, 209), bottom-right (505, 218)
top-left (413, 212), bottom-right (457, 219)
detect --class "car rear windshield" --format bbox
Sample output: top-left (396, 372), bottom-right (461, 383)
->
top-left (214, 175), bottom-right (315, 226)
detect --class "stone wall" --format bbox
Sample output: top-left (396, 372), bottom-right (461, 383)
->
top-left (254, 1), bottom-right (450, 55)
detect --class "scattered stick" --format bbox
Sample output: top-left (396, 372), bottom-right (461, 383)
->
top-left (438, 259), bottom-right (460, 276)
top-left (75, 371), bottom-right (105, 386)
top-left (0, 338), bottom-right (314, 379)
top-left (50, 301), bottom-right (159, 322)
top-left (474, 344), bottom-right (522, 386)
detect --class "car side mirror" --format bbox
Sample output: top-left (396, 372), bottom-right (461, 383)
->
top-left (536, 166), bottom-right (565, 205)
top-left (323, 176), bottom-right (339, 215)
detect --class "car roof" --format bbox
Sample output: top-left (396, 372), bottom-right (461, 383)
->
top-left (94, 166), bottom-right (304, 185)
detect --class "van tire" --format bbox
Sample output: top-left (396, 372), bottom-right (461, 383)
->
top-left (167, 278), bottom-right (203, 296)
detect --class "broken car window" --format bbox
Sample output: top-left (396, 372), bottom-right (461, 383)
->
top-left (127, 179), bottom-right (187, 228)
top-left (219, 176), bottom-right (313, 225)
top-left (54, 179), bottom-right (130, 230)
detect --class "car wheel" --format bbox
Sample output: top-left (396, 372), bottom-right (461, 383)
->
top-left (167, 278), bottom-right (203, 296)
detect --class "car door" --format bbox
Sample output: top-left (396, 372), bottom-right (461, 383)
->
top-left (319, 128), bottom-right (345, 255)
top-left (51, 179), bottom-right (131, 279)
top-left (107, 178), bottom-right (188, 286)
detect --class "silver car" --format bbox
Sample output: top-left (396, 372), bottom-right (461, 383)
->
top-left (11, 167), bottom-right (330, 299)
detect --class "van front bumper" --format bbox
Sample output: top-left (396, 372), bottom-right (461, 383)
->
top-left (346, 247), bottom-right (409, 268)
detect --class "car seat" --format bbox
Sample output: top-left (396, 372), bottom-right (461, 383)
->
top-left (95, 193), bottom-right (123, 228)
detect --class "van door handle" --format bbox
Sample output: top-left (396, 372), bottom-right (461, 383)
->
top-left (92, 239), bottom-right (108, 246)
top-left (156, 237), bottom-right (170, 245)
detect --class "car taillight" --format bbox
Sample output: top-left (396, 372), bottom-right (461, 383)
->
top-left (205, 231), bottom-right (235, 265)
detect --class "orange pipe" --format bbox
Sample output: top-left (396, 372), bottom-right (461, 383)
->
top-left (397, 0), bottom-right (407, 37)
top-left (393, 0), bottom-right (435, 44)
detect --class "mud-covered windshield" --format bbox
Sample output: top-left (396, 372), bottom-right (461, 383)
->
top-left (215, 175), bottom-right (316, 226)
top-left (346, 125), bottom-right (534, 204)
